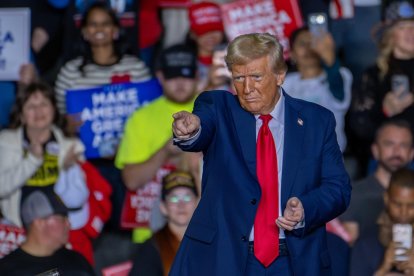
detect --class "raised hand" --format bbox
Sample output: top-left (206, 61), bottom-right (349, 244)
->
top-left (383, 90), bottom-right (414, 117)
top-left (172, 111), bottom-right (201, 140)
top-left (63, 144), bottom-right (82, 170)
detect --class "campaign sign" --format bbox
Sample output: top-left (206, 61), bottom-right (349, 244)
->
top-left (120, 165), bottom-right (174, 230)
top-left (66, 79), bottom-right (162, 158)
top-left (0, 224), bottom-right (25, 259)
top-left (220, 0), bottom-right (303, 57)
top-left (0, 8), bottom-right (30, 80)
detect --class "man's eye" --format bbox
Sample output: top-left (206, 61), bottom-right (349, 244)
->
top-left (233, 76), bottom-right (244, 82)
top-left (253, 76), bottom-right (262, 81)
top-left (168, 196), bottom-right (179, 203)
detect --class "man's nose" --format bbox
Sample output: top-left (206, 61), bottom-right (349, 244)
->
top-left (243, 78), bottom-right (254, 94)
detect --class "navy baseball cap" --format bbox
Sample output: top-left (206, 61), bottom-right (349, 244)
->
top-left (157, 45), bottom-right (197, 80)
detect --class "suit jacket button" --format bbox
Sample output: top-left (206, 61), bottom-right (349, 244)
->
top-left (250, 199), bottom-right (257, 205)
top-left (241, 236), bottom-right (247, 242)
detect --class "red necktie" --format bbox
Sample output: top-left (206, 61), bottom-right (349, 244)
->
top-left (254, 114), bottom-right (279, 267)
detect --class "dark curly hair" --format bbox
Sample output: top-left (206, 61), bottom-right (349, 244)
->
top-left (78, 1), bottom-right (131, 75)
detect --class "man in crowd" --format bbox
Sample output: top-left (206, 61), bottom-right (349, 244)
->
top-left (350, 168), bottom-right (414, 275)
top-left (115, 44), bottom-right (200, 242)
top-left (171, 33), bottom-right (351, 275)
top-left (0, 190), bottom-right (94, 275)
top-left (129, 170), bottom-right (199, 275)
top-left (341, 120), bottom-right (414, 244)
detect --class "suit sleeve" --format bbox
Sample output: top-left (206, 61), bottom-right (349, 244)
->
top-left (296, 111), bottom-right (351, 236)
top-left (175, 92), bottom-right (217, 152)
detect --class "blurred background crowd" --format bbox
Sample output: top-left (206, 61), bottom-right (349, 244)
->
top-left (0, 0), bottom-right (413, 275)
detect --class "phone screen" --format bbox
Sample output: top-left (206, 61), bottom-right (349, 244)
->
top-left (308, 13), bottom-right (328, 37)
top-left (391, 74), bottom-right (410, 98)
top-left (393, 224), bottom-right (412, 261)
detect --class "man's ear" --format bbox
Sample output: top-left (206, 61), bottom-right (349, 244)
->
top-left (276, 71), bottom-right (286, 86)
top-left (372, 143), bottom-right (379, 160)
top-left (383, 192), bottom-right (389, 206)
top-left (31, 218), bottom-right (45, 230)
top-left (156, 70), bottom-right (165, 84)
top-left (409, 147), bottom-right (414, 161)
top-left (160, 201), bottom-right (168, 217)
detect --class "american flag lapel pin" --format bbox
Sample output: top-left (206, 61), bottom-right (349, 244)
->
top-left (297, 118), bottom-right (303, 126)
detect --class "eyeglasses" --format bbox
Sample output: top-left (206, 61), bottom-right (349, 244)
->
top-left (166, 194), bottom-right (194, 204)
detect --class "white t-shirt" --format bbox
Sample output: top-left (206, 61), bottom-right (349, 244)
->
top-left (283, 67), bottom-right (352, 152)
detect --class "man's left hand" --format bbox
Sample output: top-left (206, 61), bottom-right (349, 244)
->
top-left (276, 197), bottom-right (304, 231)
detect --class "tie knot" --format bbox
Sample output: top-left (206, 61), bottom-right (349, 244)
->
top-left (259, 114), bottom-right (272, 126)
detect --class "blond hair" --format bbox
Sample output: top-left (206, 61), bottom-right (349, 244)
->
top-left (225, 33), bottom-right (287, 74)
top-left (376, 25), bottom-right (396, 79)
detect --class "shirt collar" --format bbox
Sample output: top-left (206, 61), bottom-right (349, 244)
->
top-left (255, 88), bottom-right (285, 126)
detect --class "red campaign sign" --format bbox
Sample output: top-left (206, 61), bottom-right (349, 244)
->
top-left (220, 0), bottom-right (303, 57)
top-left (0, 224), bottom-right (26, 259)
top-left (120, 166), bottom-right (175, 229)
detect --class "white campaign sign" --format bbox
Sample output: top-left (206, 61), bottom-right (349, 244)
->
top-left (0, 8), bottom-right (30, 81)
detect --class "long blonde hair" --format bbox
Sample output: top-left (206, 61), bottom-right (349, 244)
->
top-left (376, 24), bottom-right (396, 79)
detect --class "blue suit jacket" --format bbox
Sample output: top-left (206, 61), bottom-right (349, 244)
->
top-left (170, 90), bottom-right (351, 276)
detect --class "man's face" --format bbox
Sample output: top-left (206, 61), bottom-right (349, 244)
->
top-left (372, 126), bottom-right (414, 173)
top-left (231, 55), bottom-right (285, 115)
top-left (161, 187), bottom-right (198, 227)
top-left (44, 215), bottom-right (70, 248)
top-left (162, 77), bottom-right (197, 103)
top-left (386, 186), bottom-right (414, 224)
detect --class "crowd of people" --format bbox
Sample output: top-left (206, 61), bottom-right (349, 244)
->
top-left (0, 0), bottom-right (413, 275)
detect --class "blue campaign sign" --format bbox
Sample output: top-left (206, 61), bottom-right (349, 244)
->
top-left (66, 79), bottom-right (162, 158)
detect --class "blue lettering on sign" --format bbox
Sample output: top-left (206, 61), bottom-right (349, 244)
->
top-left (0, 31), bottom-right (14, 56)
top-left (4, 32), bottom-right (13, 43)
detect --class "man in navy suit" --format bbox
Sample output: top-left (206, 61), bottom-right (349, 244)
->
top-left (171, 33), bottom-right (351, 275)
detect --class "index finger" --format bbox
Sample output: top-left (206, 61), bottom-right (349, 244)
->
top-left (173, 111), bottom-right (188, 120)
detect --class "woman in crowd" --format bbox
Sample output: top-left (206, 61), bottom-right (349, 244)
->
top-left (54, 1), bottom-right (152, 231)
top-left (0, 82), bottom-right (86, 228)
top-left (129, 171), bottom-right (199, 276)
top-left (186, 1), bottom-right (226, 92)
top-left (283, 26), bottom-right (352, 153)
top-left (55, 1), bottom-right (150, 115)
top-left (348, 1), bottom-right (414, 173)
top-left (203, 44), bottom-right (234, 93)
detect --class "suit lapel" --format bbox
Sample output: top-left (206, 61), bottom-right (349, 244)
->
top-left (282, 95), bottom-right (305, 205)
top-left (231, 100), bottom-right (257, 181)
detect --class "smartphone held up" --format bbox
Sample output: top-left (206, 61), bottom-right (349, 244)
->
top-left (308, 13), bottom-right (328, 38)
top-left (392, 74), bottom-right (410, 98)
top-left (393, 223), bottom-right (412, 262)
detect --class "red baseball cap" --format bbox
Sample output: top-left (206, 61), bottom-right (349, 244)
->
top-left (189, 1), bottom-right (224, 36)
